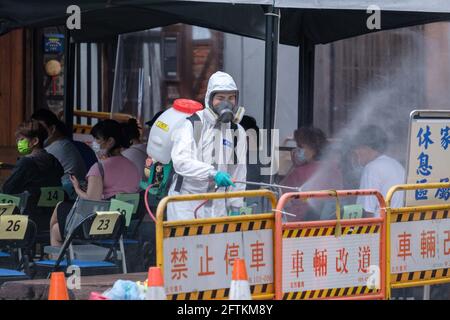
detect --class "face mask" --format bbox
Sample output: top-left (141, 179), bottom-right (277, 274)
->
top-left (213, 101), bottom-right (235, 123)
top-left (92, 140), bottom-right (108, 158)
top-left (17, 139), bottom-right (32, 155)
top-left (91, 141), bottom-right (100, 153)
top-left (292, 148), bottom-right (307, 166)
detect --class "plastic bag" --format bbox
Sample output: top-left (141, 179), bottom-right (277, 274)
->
top-left (136, 281), bottom-right (148, 299)
top-left (102, 280), bottom-right (143, 300)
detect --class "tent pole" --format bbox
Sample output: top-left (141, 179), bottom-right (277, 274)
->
top-left (63, 29), bottom-right (75, 138)
top-left (263, 5), bottom-right (279, 183)
top-left (298, 35), bottom-right (315, 127)
top-left (263, 5), bottom-right (279, 132)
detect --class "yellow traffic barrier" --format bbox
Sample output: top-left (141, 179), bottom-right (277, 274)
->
top-left (275, 189), bottom-right (387, 300)
top-left (155, 189), bottom-right (277, 300)
top-left (386, 182), bottom-right (450, 299)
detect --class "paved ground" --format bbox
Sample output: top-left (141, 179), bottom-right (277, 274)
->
top-left (0, 272), bottom-right (147, 300)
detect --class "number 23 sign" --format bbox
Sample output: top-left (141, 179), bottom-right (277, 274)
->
top-left (89, 212), bottom-right (120, 236)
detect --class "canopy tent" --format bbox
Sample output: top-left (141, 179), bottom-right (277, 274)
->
top-left (2, 0), bottom-right (450, 130)
top-left (279, 9), bottom-right (450, 46)
top-left (0, 1), bottom-right (268, 42)
top-left (3, 1), bottom-right (450, 44)
top-left (275, 0), bottom-right (450, 12)
top-left (0, 0), bottom-right (275, 133)
top-left (277, 8), bottom-right (450, 125)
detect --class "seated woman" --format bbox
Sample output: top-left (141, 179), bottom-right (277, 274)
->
top-left (280, 127), bottom-right (343, 221)
top-left (2, 121), bottom-right (64, 231)
top-left (50, 119), bottom-right (141, 247)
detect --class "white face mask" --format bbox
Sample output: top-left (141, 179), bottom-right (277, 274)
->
top-left (92, 140), bottom-right (108, 158)
top-left (91, 141), bottom-right (100, 153)
top-left (292, 147), bottom-right (307, 166)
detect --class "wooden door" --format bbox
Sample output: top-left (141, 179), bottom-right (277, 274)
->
top-left (0, 29), bottom-right (26, 183)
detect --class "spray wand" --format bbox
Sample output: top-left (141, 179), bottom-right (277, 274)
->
top-left (232, 180), bottom-right (303, 192)
top-left (233, 180), bottom-right (303, 219)
top-left (193, 180), bottom-right (303, 219)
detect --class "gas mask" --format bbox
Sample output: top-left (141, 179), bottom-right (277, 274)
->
top-left (209, 101), bottom-right (245, 125)
top-left (208, 90), bottom-right (245, 124)
top-left (213, 101), bottom-right (235, 123)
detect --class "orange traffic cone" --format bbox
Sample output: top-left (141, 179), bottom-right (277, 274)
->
top-left (145, 267), bottom-right (166, 300)
top-left (229, 258), bottom-right (252, 300)
top-left (48, 272), bottom-right (69, 300)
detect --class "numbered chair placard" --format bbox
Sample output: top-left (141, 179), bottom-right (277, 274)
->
top-left (115, 193), bottom-right (139, 214)
top-left (0, 215), bottom-right (28, 240)
top-left (343, 204), bottom-right (363, 220)
top-left (0, 194), bottom-right (20, 207)
top-left (89, 211), bottom-right (120, 236)
top-left (240, 206), bottom-right (253, 215)
top-left (38, 187), bottom-right (64, 207)
top-left (110, 199), bottom-right (134, 227)
top-left (0, 204), bottom-right (16, 216)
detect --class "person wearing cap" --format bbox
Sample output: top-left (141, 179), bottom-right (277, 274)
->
top-left (351, 125), bottom-right (405, 216)
top-left (167, 71), bottom-right (247, 220)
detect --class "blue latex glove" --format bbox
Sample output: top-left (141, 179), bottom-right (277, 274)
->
top-left (214, 171), bottom-right (236, 187)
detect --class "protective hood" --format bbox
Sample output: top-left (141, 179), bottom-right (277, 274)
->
top-left (204, 71), bottom-right (244, 124)
top-left (205, 71), bottom-right (239, 109)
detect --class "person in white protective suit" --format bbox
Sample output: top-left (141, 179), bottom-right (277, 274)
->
top-left (167, 71), bottom-right (247, 221)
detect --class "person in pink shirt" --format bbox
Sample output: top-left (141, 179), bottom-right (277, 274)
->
top-left (280, 127), bottom-right (343, 221)
top-left (50, 119), bottom-right (140, 246)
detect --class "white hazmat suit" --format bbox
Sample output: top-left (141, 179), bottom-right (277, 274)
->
top-left (167, 72), bottom-right (247, 221)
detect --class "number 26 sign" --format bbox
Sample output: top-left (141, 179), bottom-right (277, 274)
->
top-left (0, 215), bottom-right (28, 240)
